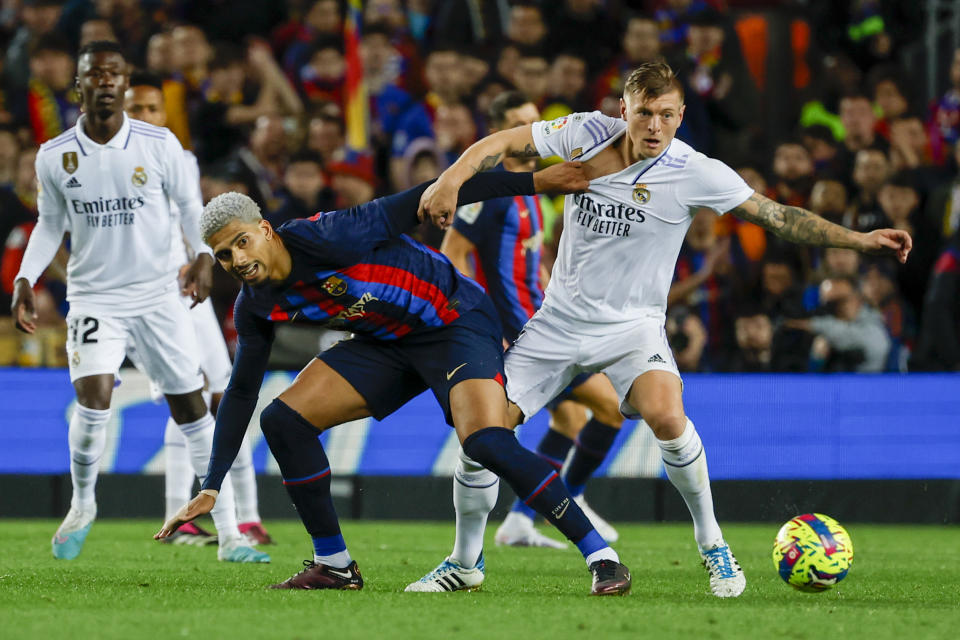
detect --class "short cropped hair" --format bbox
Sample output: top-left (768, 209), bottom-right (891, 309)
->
top-left (129, 69), bottom-right (163, 91)
top-left (78, 40), bottom-right (124, 61)
top-left (488, 90), bottom-right (531, 129)
top-left (623, 61), bottom-right (684, 103)
top-left (201, 192), bottom-right (262, 244)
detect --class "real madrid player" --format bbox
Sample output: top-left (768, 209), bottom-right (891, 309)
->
top-left (124, 71), bottom-right (273, 548)
top-left (10, 42), bottom-right (267, 563)
top-left (438, 91), bottom-right (625, 556)
top-left (154, 162), bottom-right (634, 595)
top-left (416, 61), bottom-right (912, 598)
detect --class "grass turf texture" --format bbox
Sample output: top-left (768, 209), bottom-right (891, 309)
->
top-left (1, 520), bottom-right (957, 640)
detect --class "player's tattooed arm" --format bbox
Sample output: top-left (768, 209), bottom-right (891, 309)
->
top-left (729, 192), bottom-right (912, 263)
top-left (729, 192), bottom-right (856, 247)
top-left (470, 145), bottom-right (538, 174)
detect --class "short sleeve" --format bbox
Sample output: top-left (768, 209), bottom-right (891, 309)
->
top-left (530, 111), bottom-right (625, 161)
top-left (682, 156), bottom-right (754, 215)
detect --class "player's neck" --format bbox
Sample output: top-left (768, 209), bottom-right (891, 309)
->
top-left (82, 111), bottom-right (125, 144)
top-left (271, 238), bottom-right (293, 283)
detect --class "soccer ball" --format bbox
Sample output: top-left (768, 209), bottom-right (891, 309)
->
top-left (772, 513), bottom-right (854, 592)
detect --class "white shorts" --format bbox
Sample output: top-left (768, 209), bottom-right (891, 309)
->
top-left (505, 306), bottom-right (681, 420)
top-left (182, 296), bottom-right (232, 393)
top-left (66, 295), bottom-right (204, 395)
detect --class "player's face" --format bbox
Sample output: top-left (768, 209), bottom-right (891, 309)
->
top-left (209, 219), bottom-right (278, 286)
top-left (499, 102), bottom-right (540, 171)
top-left (124, 85), bottom-right (167, 127)
top-left (621, 89), bottom-right (684, 159)
top-left (77, 51), bottom-right (129, 118)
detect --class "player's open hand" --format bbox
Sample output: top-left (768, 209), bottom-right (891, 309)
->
top-left (180, 254), bottom-right (215, 307)
top-left (11, 278), bottom-right (37, 334)
top-left (532, 161), bottom-right (590, 194)
top-left (155, 491), bottom-right (216, 539)
top-left (859, 228), bottom-right (912, 264)
top-left (418, 178), bottom-right (460, 229)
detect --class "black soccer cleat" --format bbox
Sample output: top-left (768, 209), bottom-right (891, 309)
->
top-left (269, 560), bottom-right (364, 590)
top-left (589, 559), bottom-right (632, 596)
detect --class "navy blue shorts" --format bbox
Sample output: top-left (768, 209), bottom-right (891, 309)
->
top-left (545, 372), bottom-right (594, 411)
top-left (318, 298), bottom-right (505, 427)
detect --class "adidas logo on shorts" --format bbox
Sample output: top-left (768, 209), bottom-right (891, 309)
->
top-left (66, 177), bottom-right (82, 188)
top-left (647, 353), bottom-right (666, 364)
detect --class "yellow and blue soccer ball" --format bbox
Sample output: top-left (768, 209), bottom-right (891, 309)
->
top-left (772, 513), bottom-right (854, 592)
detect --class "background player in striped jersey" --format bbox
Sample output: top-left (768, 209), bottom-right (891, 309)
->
top-left (124, 71), bottom-right (273, 548)
top-left (11, 42), bottom-right (266, 563)
top-left (418, 61), bottom-right (912, 598)
top-left (156, 163), bottom-right (632, 596)
top-left (440, 91), bottom-right (624, 552)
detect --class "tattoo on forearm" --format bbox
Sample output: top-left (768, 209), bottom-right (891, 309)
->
top-left (730, 193), bottom-right (855, 248)
top-left (506, 143), bottom-right (539, 159)
top-left (472, 153), bottom-right (504, 175)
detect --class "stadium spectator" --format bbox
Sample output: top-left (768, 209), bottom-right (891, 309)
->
top-left (809, 178), bottom-right (849, 226)
top-left (876, 172), bottom-right (939, 318)
top-left (801, 125), bottom-right (845, 179)
top-left (787, 275), bottom-right (891, 373)
top-left (78, 19), bottom-right (116, 48)
top-left (655, 0), bottom-right (711, 51)
top-left (543, 51), bottom-right (590, 117)
top-left (25, 34), bottom-right (79, 144)
top-left (847, 147), bottom-right (889, 232)
top-left (928, 47), bottom-right (960, 162)
top-left (327, 154), bottom-right (376, 208)
top-left (232, 114), bottom-right (290, 215)
top-left (923, 139), bottom-right (960, 243)
top-left (4, 0), bottom-right (65, 117)
top-left (771, 140), bottom-right (815, 208)
top-left (305, 107), bottom-right (347, 167)
top-left (0, 125), bottom-right (20, 187)
top-left (433, 102), bottom-right (477, 165)
top-left (911, 231), bottom-right (960, 371)
top-left (505, 1), bottom-right (546, 48)
top-left (545, 0), bottom-right (618, 74)
top-left (593, 13), bottom-right (662, 106)
top-left (295, 36), bottom-right (346, 109)
top-left (273, 0), bottom-right (342, 70)
top-left (510, 46), bottom-right (550, 110)
top-left (861, 260), bottom-right (913, 371)
top-left (837, 93), bottom-right (887, 178)
top-left (666, 307), bottom-right (708, 372)
top-left (268, 150), bottom-right (334, 228)
top-left (429, 0), bottom-right (508, 50)
top-left (728, 306), bottom-right (775, 372)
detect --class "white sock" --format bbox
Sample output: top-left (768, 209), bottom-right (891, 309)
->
top-left (164, 417), bottom-right (195, 520)
top-left (230, 437), bottom-right (261, 524)
top-left (68, 404), bottom-right (110, 511)
top-left (657, 418), bottom-right (723, 548)
top-left (315, 550), bottom-right (353, 568)
top-left (175, 413), bottom-right (242, 545)
top-left (451, 448), bottom-right (498, 568)
top-left (585, 547), bottom-right (619, 566)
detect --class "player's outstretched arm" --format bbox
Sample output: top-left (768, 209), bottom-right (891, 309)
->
top-left (155, 490), bottom-right (217, 539)
top-left (419, 124), bottom-right (540, 226)
top-left (729, 192), bottom-right (912, 263)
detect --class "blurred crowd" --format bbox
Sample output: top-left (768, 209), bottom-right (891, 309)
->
top-left (0, 0), bottom-right (958, 373)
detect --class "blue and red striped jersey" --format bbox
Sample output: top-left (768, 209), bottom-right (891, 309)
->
top-left (453, 193), bottom-right (545, 342)
top-left (237, 211), bottom-right (488, 341)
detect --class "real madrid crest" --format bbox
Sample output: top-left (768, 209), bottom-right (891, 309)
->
top-left (633, 183), bottom-right (651, 205)
top-left (62, 152), bottom-right (78, 174)
top-left (71, 350), bottom-right (80, 366)
top-left (322, 276), bottom-right (347, 296)
top-left (132, 166), bottom-right (147, 187)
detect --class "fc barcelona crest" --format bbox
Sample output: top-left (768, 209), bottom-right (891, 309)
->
top-left (132, 166), bottom-right (147, 186)
top-left (322, 276), bottom-right (347, 296)
top-left (633, 183), bottom-right (651, 205)
top-left (62, 152), bottom-right (78, 174)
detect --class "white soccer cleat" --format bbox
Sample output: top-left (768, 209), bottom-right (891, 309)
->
top-left (700, 540), bottom-right (746, 598)
top-left (405, 555), bottom-right (484, 592)
top-left (218, 538), bottom-right (271, 563)
top-left (494, 513), bottom-right (568, 549)
top-left (51, 504), bottom-right (97, 560)
top-left (573, 495), bottom-right (619, 543)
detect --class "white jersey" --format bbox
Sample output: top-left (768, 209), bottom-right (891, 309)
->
top-left (167, 150), bottom-right (202, 269)
top-left (17, 114), bottom-right (210, 316)
top-left (531, 111), bottom-right (754, 323)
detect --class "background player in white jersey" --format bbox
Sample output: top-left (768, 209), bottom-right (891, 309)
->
top-left (441, 91), bottom-right (624, 551)
top-left (124, 71), bottom-right (273, 547)
top-left (10, 41), bottom-right (267, 563)
top-left (416, 61), bottom-right (912, 597)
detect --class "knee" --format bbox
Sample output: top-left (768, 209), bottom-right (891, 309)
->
top-left (644, 410), bottom-right (687, 440)
top-left (167, 391), bottom-right (208, 424)
top-left (259, 399), bottom-right (287, 436)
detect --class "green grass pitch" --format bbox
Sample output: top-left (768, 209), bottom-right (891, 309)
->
top-left (1, 520), bottom-right (957, 639)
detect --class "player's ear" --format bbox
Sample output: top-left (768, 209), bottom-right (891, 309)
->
top-left (620, 97), bottom-right (627, 121)
top-left (259, 218), bottom-right (274, 238)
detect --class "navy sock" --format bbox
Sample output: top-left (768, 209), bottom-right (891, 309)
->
top-left (509, 429), bottom-right (573, 518)
top-left (260, 399), bottom-right (343, 548)
top-left (564, 418), bottom-right (619, 497)
top-left (462, 427), bottom-right (597, 551)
